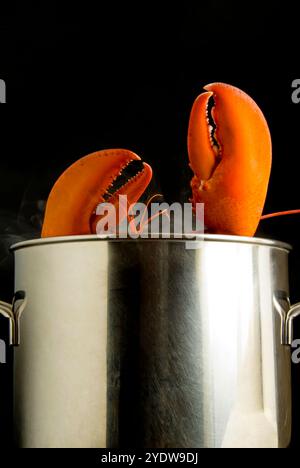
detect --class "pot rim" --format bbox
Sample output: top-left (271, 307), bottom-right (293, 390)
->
top-left (10, 234), bottom-right (292, 252)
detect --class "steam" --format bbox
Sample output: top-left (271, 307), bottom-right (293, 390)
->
top-left (0, 182), bottom-right (46, 266)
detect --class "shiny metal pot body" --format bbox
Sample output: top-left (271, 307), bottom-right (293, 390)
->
top-left (6, 235), bottom-right (300, 448)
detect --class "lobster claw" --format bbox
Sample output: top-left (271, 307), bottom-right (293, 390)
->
top-left (188, 82), bottom-right (272, 236)
top-left (42, 149), bottom-right (152, 237)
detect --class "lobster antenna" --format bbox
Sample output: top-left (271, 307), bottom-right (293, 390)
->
top-left (261, 209), bottom-right (300, 220)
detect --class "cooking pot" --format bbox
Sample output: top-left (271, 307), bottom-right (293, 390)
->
top-left (1, 234), bottom-right (300, 448)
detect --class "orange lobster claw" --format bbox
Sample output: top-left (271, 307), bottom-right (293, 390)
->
top-left (188, 82), bottom-right (272, 236)
top-left (41, 149), bottom-right (152, 237)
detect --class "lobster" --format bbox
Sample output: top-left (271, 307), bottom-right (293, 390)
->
top-left (187, 82), bottom-right (272, 237)
top-left (42, 82), bottom-right (286, 238)
top-left (41, 149), bottom-right (152, 237)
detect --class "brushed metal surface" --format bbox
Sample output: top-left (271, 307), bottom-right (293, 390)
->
top-left (10, 236), bottom-right (293, 448)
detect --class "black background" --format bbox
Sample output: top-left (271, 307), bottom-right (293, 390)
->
top-left (1, 0), bottom-right (300, 448)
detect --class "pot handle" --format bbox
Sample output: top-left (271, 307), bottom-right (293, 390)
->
top-left (273, 291), bottom-right (300, 346)
top-left (0, 291), bottom-right (27, 346)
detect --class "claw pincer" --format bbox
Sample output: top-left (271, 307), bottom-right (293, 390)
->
top-left (188, 83), bottom-right (272, 236)
top-left (42, 149), bottom-right (152, 237)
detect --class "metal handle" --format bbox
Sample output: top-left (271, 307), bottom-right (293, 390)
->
top-left (273, 291), bottom-right (300, 346)
top-left (0, 291), bottom-right (27, 346)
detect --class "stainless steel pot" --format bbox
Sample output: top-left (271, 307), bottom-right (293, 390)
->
top-left (1, 234), bottom-right (300, 448)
